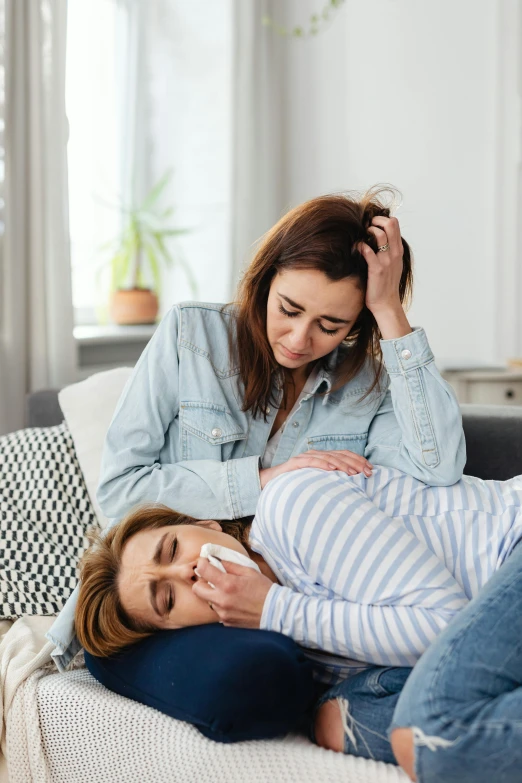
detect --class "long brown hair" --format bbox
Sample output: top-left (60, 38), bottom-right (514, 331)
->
top-left (75, 504), bottom-right (251, 658)
top-left (232, 187), bottom-right (413, 419)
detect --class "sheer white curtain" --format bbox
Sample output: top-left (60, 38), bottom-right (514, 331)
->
top-left (0, 0), bottom-right (76, 436)
top-left (230, 0), bottom-right (287, 293)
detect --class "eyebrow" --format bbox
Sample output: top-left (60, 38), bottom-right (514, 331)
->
top-left (278, 293), bottom-right (352, 325)
top-left (149, 532), bottom-right (168, 617)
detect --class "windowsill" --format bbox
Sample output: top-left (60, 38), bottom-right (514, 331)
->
top-left (73, 323), bottom-right (158, 346)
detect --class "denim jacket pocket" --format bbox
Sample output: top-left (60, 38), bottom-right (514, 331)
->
top-left (180, 402), bottom-right (246, 460)
top-left (307, 433), bottom-right (368, 456)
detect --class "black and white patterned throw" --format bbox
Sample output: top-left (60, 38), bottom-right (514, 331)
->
top-left (0, 422), bottom-right (98, 618)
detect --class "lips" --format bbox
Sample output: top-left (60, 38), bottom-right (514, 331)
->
top-left (280, 344), bottom-right (305, 360)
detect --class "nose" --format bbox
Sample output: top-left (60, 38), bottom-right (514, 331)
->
top-left (288, 321), bottom-right (312, 351)
top-left (158, 560), bottom-right (198, 585)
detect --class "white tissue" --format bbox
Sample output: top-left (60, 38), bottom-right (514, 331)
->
top-left (198, 543), bottom-right (261, 589)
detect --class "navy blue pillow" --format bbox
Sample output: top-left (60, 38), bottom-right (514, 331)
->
top-left (84, 624), bottom-right (318, 743)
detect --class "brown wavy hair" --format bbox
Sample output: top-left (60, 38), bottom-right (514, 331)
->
top-left (233, 186), bottom-right (413, 419)
top-left (75, 504), bottom-right (251, 658)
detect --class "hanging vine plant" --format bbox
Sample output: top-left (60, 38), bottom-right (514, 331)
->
top-left (262, 0), bottom-right (346, 38)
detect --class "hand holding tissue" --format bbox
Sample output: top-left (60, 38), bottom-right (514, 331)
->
top-left (192, 543), bottom-right (274, 629)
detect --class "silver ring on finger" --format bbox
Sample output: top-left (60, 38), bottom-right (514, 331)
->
top-left (377, 242), bottom-right (390, 253)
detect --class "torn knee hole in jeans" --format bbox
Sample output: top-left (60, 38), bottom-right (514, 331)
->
top-left (336, 697), bottom-right (389, 760)
top-left (411, 727), bottom-right (457, 752)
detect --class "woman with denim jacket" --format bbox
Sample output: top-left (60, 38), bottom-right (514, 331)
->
top-left (97, 189), bottom-right (465, 524)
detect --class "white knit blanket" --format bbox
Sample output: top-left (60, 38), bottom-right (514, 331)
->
top-left (5, 664), bottom-right (408, 783)
top-left (0, 616), bottom-right (408, 783)
top-left (0, 616), bottom-right (54, 783)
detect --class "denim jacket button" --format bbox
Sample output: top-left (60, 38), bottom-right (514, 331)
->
top-left (266, 407), bottom-right (271, 414)
top-left (401, 349), bottom-right (412, 360)
top-left (292, 421), bottom-right (299, 428)
top-left (211, 428), bottom-right (222, 438)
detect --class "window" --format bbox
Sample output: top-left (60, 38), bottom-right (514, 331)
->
top-left (66, 0), bottom-right (234, 326)
top-left (0, 0), bottom-right (5, 327)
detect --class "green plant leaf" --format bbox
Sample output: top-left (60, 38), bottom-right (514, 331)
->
top-left (152, 231), bottom-right (175, 266)
top-left (158, 228), bottom-right (190, 237)
top-left (145, 242), bottom-right (162, 295)
top-left (95, 168), bottom-right (194, 299)
top-left (136, 265), bottom-right (145, 289)
top-left (140, 170), bottom-right (172, 212)
top-left (96, 235), bottom-right (120, 254)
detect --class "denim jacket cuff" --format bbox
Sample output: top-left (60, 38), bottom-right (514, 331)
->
top-left (226, 455), bottom-right (262, 518)
top-left (380, 327), bottom-right (434, 375)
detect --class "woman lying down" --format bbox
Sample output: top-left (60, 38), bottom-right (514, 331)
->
top-left (75, 465), bottom-right (522, 769)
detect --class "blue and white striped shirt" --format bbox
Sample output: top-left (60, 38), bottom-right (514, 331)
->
top-left (249, 467), bottom-right (522, 683)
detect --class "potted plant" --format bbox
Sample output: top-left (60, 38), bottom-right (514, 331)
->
top-left (96, 171), bottom-right (196, 325)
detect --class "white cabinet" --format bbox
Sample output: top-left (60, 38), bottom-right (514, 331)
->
top-left (442, 370), bottom-right (522, 405)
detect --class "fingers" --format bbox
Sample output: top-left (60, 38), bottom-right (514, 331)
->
top-left (302, 450), bottom-right (373, 477)
top-left (369, 215), bottom-right (402, 255)
top-left (195, 557), bottom-right (227, 590)
top-left (217, 560), bottom-right (254, 575)
top-left (192, 578), bottom-right (218, 604)
top-left (192, 561), bottom-right (271, 629)
top-left (368, 224), bottom-right (389, 251)
top-left (194, 557), bottom-right (257, 594)
top-left (306, 449), bottom-right (372, 469)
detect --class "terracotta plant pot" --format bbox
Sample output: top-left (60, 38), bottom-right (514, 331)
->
top-left (110, 288), bottom-right (159, 325)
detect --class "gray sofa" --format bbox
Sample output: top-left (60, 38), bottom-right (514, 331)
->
top-left (12, 391), bottom-right (522, 783)
top-left (26, 389), bottom-right (522, 481)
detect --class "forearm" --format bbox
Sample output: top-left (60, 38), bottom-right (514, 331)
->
top-left (367, 328), bottom-right (466, 485)
top-left (98, 455), bottom-right (262, 522)
top-left (372, 303), bottom-right (412, 340)
top-left (261, 584), bottom-right (468, 667)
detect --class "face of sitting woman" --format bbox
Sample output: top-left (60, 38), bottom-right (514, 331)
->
top-left (118, 521), bottom-right (248, 630)
top-left (266, 268), bottom-right (365, 375)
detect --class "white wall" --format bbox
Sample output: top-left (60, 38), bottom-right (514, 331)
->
top-left (281, 0), bottom-right (518, 367)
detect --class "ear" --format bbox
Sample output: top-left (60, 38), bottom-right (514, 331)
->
top-left (194, 519), bottom-right (222, 532)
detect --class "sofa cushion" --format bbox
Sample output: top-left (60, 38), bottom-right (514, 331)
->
top-left (84, 623), bottom-right (318, 743)
top-left (57, 367), bottom-right (133, 529)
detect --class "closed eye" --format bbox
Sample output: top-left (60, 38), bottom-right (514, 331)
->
top-left (278, 302), bottom-right (340, 336)
top-left (164, 536), bottom-right (177, 614)
top-left (278, 303), bottom-right (298, 318)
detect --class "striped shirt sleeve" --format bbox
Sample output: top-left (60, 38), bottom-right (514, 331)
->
top-left (256, 470), bottom-right (469, 667)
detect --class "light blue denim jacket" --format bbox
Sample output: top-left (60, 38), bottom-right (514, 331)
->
top-left (47, 302), bottom-right (466, 670)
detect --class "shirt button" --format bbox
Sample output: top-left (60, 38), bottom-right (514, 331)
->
top-left (266, 407), bottom-right (271, 414)
top-left (401, 349), bottom-right (412, 360)
top-left (292, 421), bottom-right (299, 428)
top-left (211, 428), bottom-right (222, 438)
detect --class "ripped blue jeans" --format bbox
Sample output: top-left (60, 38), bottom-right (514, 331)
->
top-left (391, 540), bottom-right (522, 782)
top-left (309, 666), bottom-right (412, 764)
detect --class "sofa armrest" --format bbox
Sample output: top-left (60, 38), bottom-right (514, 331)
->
top-left (25, 389), bottom-right (63, 428)
top-left (461, 403), bottom-right (522, 480)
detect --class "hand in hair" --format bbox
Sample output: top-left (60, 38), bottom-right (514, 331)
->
top-left (359, 216), bottom-right (412, 340)
top-left (191, 556), bottom-right (274, 629)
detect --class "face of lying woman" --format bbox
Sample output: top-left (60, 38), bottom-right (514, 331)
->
top-left (118, 521), bottom-right (248, 629)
